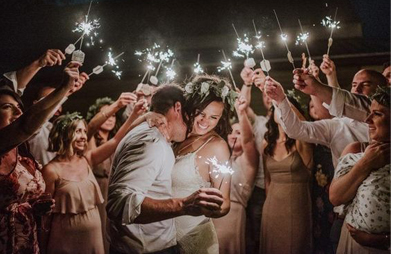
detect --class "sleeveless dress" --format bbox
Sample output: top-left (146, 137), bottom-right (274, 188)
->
top-left (213, 158), bottom-right (253, 253)
top-left (0, 149), bottom-right (45, 253)
top-left (172, 138), bottom-right (219, 254)
top-left (260, 151), bottom-right (312, 254)
top-left (47, 160), bottom-right (105, 253)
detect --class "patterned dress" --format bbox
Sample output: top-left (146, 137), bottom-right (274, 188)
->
top-left (334, 152), bottom-right (390, 254)
top-left (0, 149), bottom-right (45, 254)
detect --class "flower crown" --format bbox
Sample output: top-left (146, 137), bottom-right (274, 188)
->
top-left (56, 112), bottom-right (84, 132)
top-left (369, 85), bottom-right (390, 108)
top-left (184, 80), bottom-right (238, 112)
top-left (86, 97), bottom-right (114, 121)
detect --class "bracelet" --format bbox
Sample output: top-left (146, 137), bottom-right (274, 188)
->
top-left (101, 111), bottom-right (109, 119)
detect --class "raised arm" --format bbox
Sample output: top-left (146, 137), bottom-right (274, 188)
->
top-left (86, 99), bottom-right (147, 167)
top-left (264, 76), bottom-right (332, 146)
top-left (235, 96), bottom-right (259, 185)
top-left (239, 66), bottom-right (256, 122)
top-left (11, 49), bottom-right (66, 95)
top-left (293, 68), bottom-right (371, 121)
top-left (86, 92), bottom-right (137, 141)
top-left (0, 62), bottom-right (81, 156)
top-left (320, 55), bottom-right (340, 88)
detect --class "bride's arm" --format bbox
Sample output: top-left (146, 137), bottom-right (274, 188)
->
top-left (198, 138), bottom-right (231, 218)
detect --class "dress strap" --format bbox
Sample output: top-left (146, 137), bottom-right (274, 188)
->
top-left (194, 136), bottom-right (215, 154)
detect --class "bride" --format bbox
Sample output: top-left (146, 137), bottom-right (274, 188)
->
top-left (172, 75), bottom-right (237, 253)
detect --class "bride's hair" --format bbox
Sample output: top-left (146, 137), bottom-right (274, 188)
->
top-left (184, 75), bottom-right (234, 141)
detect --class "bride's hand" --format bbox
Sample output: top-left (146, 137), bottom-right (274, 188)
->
top-left (182, 188), bottom-right (224, 216)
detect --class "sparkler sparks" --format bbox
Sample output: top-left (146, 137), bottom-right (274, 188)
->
top-left (273, 9), bottom-right (296, 69)
top-left (321, 16), bottom-right (341, 29)
top-left (193, 54), bottom-right (204, 74)
top-left (88, 50), bottom-right (124, 79)
top-left (295, 32), bottom-right (309, 45)
top-left (206, 156), bottom-right (234, 190)
top-left (165, 59), bottom-right (176, 81)
top-left (232, 34), bottom-right (255, 59)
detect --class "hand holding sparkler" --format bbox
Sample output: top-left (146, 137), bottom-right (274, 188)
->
top-left (38, 49), bottom-right (66, 67)
top-left (264, 76), bottom-right (286, 104)
top-left (234, 95), bottom-right (249, 114)
top-left (181, 188), bottom-right (224, 217)
top-left (292, 68), bottom-right (321, 95)
top-left (67, 72), bottom-right (89, 96)
top-left (240, 66), bottom-right (254, 87)
top-left (319, 55), bottom-right (340, 87)
top-left (251, 68), bottom-right (267, 90)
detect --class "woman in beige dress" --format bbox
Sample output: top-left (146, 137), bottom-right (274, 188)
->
top-left (260, 77), bottom-right (314, 254)
top-left (213, 96), bottom-right (259, 254)
top-left (42, 100), bottom-right (146, 253)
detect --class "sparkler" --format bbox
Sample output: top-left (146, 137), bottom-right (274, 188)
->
top-left (322, 7), bottom-right (340, 56)
top-left (206, 156), bottom-right (234, 190)
top-left (218, 50), bottom-right (237, 89)
top-left (232, 24), bottom-right (256, 68)
top-left (252, 19), bottom-right (271, 75)
top-left (88, 51), bottom-right (124, 79)
top-left (193, 54), bottom-right (204, 74)
top-left (297, 19), bottom-right (312, 65)
top-left (165, 59), bottom-right (177, 81)
top-left (273, 9), bottom-right (296, 69)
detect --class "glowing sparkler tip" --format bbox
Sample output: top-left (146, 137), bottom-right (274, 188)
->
top-left (280, 34), bottom-right (288, 41)
top-left (206, 157), bottom-right (234, 175)
top-left (295, 32), bottom-right (310, 45)
top-left (321, 16), bottom-right (341, 29)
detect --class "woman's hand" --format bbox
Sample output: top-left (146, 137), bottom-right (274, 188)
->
top-left (32, 193), bottom-right (55, 216)
top-left (38, 49), bottom-right (66, 67)
top-left (251, 68), bottom-right (266, 90)
top-left (234, 96), bottom-right (249, 115)
top-left (144, 112), bottom-right (169, 140)
top-left (346, 223), bottom-right (390, 250)
top-left (240, 67), bottom-right (254, 86)
top-left (320, 54), bottom-right (337, 77)
top-left (264, 76), bottom-right (286, 103)
top-left (362, 142), bottom-right (391, 170)
top-left (116, 92), bottom-right (137, 109)
top-left (132, 98), bottom-right (148, 116)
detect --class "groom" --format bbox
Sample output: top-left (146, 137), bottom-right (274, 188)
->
top-left (107, 84), bottom-right (224, 254)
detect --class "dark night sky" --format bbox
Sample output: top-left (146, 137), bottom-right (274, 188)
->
top-left (0, 0), bottom-right (391, 113)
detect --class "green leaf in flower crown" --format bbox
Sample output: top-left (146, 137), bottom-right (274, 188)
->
top-left (217, 81), bottom-right (225, 89)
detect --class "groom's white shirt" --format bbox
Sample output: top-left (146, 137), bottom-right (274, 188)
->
top-left (107, 122), bottom-right (176, 253)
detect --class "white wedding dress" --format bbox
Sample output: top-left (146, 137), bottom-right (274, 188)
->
top-left (171, 138), bottom-right (219, 254)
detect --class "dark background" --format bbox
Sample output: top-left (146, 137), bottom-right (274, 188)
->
top-left (0, 0), bottom-right (390, 115)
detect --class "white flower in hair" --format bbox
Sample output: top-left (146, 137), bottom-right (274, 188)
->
top-left (185, 82), bottom-right (194, 93)
top-left (201, 82), bottom-right (210, 94)
top-left (221, 85), bottom-right (230, 98)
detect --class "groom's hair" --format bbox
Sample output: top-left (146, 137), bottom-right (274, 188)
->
top-left (151, 84), bottom-right (187, 118)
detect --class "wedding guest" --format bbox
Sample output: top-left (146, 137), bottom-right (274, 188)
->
top-left (0, 62), bottom-right (81, 253)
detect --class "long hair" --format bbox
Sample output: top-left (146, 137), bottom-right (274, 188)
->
top-left (48, 113), bottom-right (87, 158)
top-left (184, 75), bottom-right (235, 141)
top-left (264, 97), bottom-right (305, 157)
top-left (86, 97), bottom-right (121, 146)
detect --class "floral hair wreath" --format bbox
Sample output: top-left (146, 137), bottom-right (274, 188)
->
top-left (56, 112), bottom-right (84, 133)
top-left (86, 97), bottom-right (115, 121)
top-left (369, 85), bottom-right (390, 108)
top-left (184, 80), bottom-right (238, 112)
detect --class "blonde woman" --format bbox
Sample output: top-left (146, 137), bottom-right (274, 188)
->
top-left (42, 100), bottom-right (146, 253)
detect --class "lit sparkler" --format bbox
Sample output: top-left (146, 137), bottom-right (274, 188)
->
top-left (232, 24), bottom-right (256, 68)
top-left (252, 19), bottom-right (271, 75)
top-left (321, 7), bottom-right (340, 55)
top-left (273, 9), bottom-right (296, 69)
top-left (165, 59), bottom-right (177, 81)
top-left (193, 54), bottom-right (204, 74)
top-left (88, 50), bottom-right (124, 79)
top-left (206, 156), bottom-right (234, 190)
top-left (297, 19), bottom-right (312, 64)
top-left (218, 50), bottom-right (237, 89)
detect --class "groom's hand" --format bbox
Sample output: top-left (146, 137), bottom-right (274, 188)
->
top-left (182, 188), bottom-right (224, 216)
